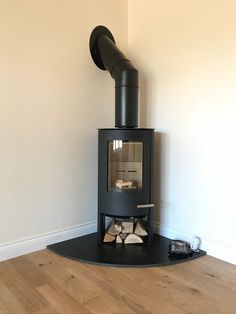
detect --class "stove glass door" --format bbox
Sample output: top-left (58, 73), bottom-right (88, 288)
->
top-left (108, 140), bottom-right (143, 192)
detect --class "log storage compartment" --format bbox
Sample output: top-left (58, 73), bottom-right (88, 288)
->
top-left (98, 128), bottom-right (154, 244)
top-left (103, 218), bottom-right (148, 244)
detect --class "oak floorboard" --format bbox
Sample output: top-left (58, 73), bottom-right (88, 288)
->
top-left (34, 306), bottom-right (58, 314)
top-left (29, 250), bottom-right (101, 305)
top-left (8, 255), bottom-right (49, 288)
top-left (0, 264), bottom-right (49, 313)
top-left (47, 260), bottom-right (138, 313)
top-left (37, 282), bottom-right (91, 314)
top-left (0, 281), bottom-right (27, 314)
top-left (0, 250), bottom-right (235, 314)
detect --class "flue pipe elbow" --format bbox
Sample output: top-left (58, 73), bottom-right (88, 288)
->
top-left (89, 25), bottom-right (138, 128)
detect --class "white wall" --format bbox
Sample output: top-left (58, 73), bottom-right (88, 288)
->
top-left (128, 0), bottom-right (236, 264)
top-left (0, 0), bottom-right (127, 254)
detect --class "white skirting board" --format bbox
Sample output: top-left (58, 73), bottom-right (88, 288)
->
top-left (0, 221), bottom-right (97, 262)
top-left (154, 221), bottom-right (236, 265)
top-left (0, 220), bottom-right (235, 265)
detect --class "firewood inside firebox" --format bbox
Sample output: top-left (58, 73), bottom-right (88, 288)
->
top-left (103, 218), bottom-right (148, 244)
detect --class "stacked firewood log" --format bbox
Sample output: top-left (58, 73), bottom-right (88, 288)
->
top-left (103, 218), bottom-right (148, 244)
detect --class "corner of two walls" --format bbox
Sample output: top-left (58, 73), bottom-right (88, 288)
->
top-left (128, 0), bottom-right (236, 264)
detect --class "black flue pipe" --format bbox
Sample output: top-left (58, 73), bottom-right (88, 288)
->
top-left (89, 25), bottom-right (138, 128)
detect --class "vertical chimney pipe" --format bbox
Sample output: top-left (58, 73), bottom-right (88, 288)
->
top-left (89, 26), bottom-right (138, 128)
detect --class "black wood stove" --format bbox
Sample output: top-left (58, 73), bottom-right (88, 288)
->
top-left (47, 25), bottom-right (206, 266)
top-left (89, 26), bottom-right (155, 244)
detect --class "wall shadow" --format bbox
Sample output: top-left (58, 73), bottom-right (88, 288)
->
top-left (153, 131), bottom-right (168, 227)
top-left (139, 72), bottom-right (167, 229)
top-left (139, 73), bottom-right (148, 128)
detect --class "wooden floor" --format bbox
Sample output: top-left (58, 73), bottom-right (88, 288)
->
top-left (0, 250), bottom-right (235, 314)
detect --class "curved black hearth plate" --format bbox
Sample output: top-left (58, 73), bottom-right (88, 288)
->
top-left (47, 233), bottom-right (206, 267)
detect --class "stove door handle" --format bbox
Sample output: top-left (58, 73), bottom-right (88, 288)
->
top-left (137, 204), bottom-right (154, 208)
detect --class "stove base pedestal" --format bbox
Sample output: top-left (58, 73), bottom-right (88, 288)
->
top-left (47, 233), bottom-right (206, 267)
